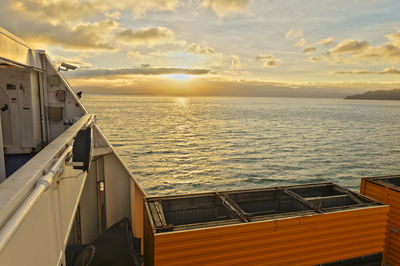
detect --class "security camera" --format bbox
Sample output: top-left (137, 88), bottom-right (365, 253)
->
top-left (58, 62), bottom-right (77, 71)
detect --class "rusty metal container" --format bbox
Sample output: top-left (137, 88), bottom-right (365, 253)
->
top-left (361, 175), bottom-right (400, 265)
top-left (144, 183), bottom-right (388, 265)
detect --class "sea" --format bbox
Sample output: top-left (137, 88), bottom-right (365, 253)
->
top-left (82, 95), bottom-right (400, 195)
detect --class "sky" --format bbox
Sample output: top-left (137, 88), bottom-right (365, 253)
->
top-left (1, 0), bottom-right (400, 97)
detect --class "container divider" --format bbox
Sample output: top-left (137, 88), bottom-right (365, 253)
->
top-left (282, 188), bottom-right (323, 213)
top-left (216, 192), bottom-right (251, 222)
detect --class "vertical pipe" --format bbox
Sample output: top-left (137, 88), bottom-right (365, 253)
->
top-left (41, 55), bottom-right (51, 143)
top-left (97, 181), bottom-right (102, 234)
top-left (0, 117), bottom-right (5, 181)
top-left (37, 71), bottom-right (47, 146)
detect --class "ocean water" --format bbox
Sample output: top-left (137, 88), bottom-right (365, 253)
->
top-left (83, 95), bottom-right (400, 195)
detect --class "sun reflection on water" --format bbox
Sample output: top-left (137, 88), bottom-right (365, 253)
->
top-left (83, 96), bottom-right (400, 196)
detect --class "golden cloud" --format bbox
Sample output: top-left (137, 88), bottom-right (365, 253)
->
top-left (361, 44), bottom-right (400, 59)
top-left (230, 54), bottom-right (245, 70)
top-left (336, 67), bottom-right (400, 75)
top-left (315, 37), bottom-right (334, 46)
top-left (127, 51), bottom-right (144, 59)
top-left (285, 29), bottom-right (303, 40)
top-left (2, 0), bottom-right (185, 51)
top-left (303, 46), bottom-right (317, 54)
top-left (11, 0), bottom-right (181, 22)
top-left (385, 29), bottom-right (400, 46)
top-left (24, 19), bottom-right (119, 50)
top-left (307, 56), bottom-right (322, 62)
top-left (307, 29), bottom-right (400, 65)
top-left (201, 0), bottom-right (252, 17)
top-left (256, 54), bottom-right (281, 67)
top-left (117, 26), bottom-right (184, 47)
top-left (328, 40), bottom-right (369, 54)
top-left (185, 43), bottom-right (217, 55)
top-left (294, 38), bottom-right (307, 47)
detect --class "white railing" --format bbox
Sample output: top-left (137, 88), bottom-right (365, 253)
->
top-left (0, 145), bottom-right (72, 252)
top-left (0, 114), bottom-right (94, 258)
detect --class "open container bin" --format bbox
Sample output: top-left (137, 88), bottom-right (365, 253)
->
top-left (361, 175), bottom-right (400, 266)
top-left (144, 182), bottom-right (388, 265)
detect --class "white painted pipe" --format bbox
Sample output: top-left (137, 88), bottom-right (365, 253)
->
top-left (41, 56), bottom-right (51, 144)
top-left (0, 145), bottom-right (72, 252)
top-left (38, 71), bottom-right (48, 145)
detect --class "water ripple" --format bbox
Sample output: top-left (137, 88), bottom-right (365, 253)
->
top-left (83, 96), bottom-right (400, 195)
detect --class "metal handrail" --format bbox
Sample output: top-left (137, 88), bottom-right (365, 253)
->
top-left (0, 145), bottom-right (72, 252)
top-left (0, 114), bottom-right (94, 252)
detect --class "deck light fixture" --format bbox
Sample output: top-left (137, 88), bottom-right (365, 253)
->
top-left (58, 62), bottom-right (77, 71)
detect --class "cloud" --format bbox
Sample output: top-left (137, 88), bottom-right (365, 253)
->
top-left (336, 67), bottom-right (400, 75)
top-left (201, 0), bottom-right (252, 17)
top-left (303, 46), bottom-right (317, 54)
top-left (70, 67), bottom-right (213, 78)
top-left (328, 40), bottom-right (369, 54)
top-left (294, 38), bottom-right (307, 47)
top-left (380, 67), bottom-right (400, 75)
top-left (312, 29), bottom-right (400, 65)
top-left (335, 70), bottom-right (372, 75)
top-left (285, 29), bottom-right (303, 40)
top-left (21, 19), bottom-right (119, 50)
top-left (230, 54), bottom-right (245, 69)
top-left (182, 43), bottom-right (223, 68)
top-left (315, 37), bottom-right (334, 46)
top-left (2, 1), bottom-right (185, 50)
top-left (11, 0), bottom-right (181, 22)
top-left (385, 28), bottom-right (400, 46)
top-left (117, 26), bottom-right (184, 47)
top-left (362, 44), bottom-right (400, 59)
top-left (185, 43), bottom-right (216, 55)
top-left (308, 54), bottom-right (358, 65)
top-left (256, 54), bottom-right (281, 67)
top-left (307, 56), bottom-right (322, 62)
top-left (105, 11), bottom-right (121, 20)
top-left (127, 51), bottom-right (144, 58)
top-left (0, 2), bottom-right (123, 50)
top-left (11, 0), bottom-right (98, 22)
top-left (286, 30), bottom-right (309, 50)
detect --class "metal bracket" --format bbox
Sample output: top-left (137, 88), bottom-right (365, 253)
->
top-left (216, 192), bottom-right (252, 222)
top-left (282, 188), bottom-right (324, 213)
top-left (333, 186), bottom-right (364, 204)
top-left (150, 201), bottom-right (174, 232)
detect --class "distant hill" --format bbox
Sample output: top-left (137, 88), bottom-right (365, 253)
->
top-left (345, 89), bottom-right (400, 100)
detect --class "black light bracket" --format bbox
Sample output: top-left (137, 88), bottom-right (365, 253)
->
top-left (72, 126), bottom-right (93, 172)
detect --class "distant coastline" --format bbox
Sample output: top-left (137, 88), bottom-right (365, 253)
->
top-left (345, 89), bottom-right (400, 100)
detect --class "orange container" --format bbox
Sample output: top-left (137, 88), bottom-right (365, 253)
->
top-left (145, 183), bottom-right (388, 265)
top-left (361, 175), bottom-right (400, 265)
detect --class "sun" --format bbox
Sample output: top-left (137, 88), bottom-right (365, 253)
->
top-left (166, 74), bottom-right (193, 81)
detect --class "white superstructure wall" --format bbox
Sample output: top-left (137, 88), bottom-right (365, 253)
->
top-left (0, 27), bottom-right (147, 265)
top-left (0, 68), bottom-right (42, 154)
